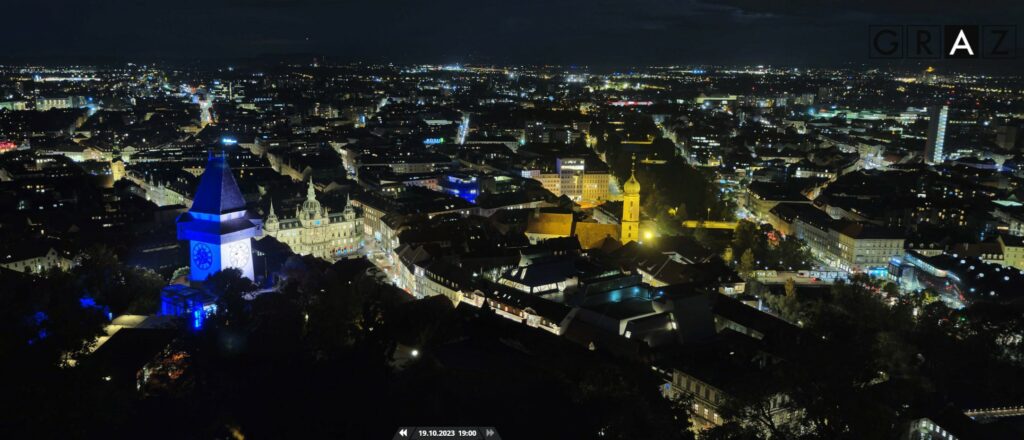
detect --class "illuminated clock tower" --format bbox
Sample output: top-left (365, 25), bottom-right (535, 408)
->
top-left (177, 152), bottom-right (258, 282)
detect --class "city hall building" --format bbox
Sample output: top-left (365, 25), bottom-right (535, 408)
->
top-left (262, 180), bottom-right (364, 260)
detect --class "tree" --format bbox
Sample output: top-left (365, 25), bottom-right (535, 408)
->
top-left (71, 245), bottom-right (166, 315)
top-left (763, 279), bottom-right (803, 325)
top-left (774, 235), bottom-right (812, 270)
top-left (205, 268), bottom-right (258, 329)
top-left (739, 249), bottom-right (755, 275)
top-left (784, 278), bottom-right (797, 298)
top-left (719, 269), bottom-right (1024, 439)
top-left (123, 267), bottom-right (166, 314)
top-left (655, 210), bottom-right (686, 236)
top-left (675, 202), bottom-right (689, 222)
top-left (0, 263), bottom-right (112, 438)
top-left (730, 221), bottom-right (760, 265)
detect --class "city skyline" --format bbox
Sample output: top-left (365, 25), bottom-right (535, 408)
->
top-left (4, 13), bottom-right (1024, 438)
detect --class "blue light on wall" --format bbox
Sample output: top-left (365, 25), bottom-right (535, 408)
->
top-left (221, 137), bottom-right (238, 145)
top-left (867, 267), bottom-right (889, 278)
top-left (160, 284), bottom-right (219, 330)
top-left (79, 296), bottom-right (98, 309)
top-left (79, 295), bottom-right (113, 319)
top-left (192, 304), bottom-right (219, 330)
top-left (440, 175), bottom-right (480, 203)
top-left (28, 312), bottom-right (48, 345)
top-left (423, 137), bottom-right (445, 145)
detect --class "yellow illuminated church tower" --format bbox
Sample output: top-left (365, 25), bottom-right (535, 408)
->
top-left (621, 158), bottom-right (640, 243)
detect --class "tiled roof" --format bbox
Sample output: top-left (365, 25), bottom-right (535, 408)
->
top-left (526, 212), bottom-right (573, 236)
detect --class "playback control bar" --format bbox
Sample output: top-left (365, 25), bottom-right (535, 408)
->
top-left (393, 427), bottom-right (501, 440)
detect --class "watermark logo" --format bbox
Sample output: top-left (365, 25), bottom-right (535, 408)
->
top-left (869, 25), bottom-right (1016, 59)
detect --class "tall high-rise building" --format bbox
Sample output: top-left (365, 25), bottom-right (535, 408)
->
top-left (177, 153), bottom-right (259, 281)
top-left (925, 105), bottom-right (949, 165)
top-left (621, 160), bottom-right (641, 244)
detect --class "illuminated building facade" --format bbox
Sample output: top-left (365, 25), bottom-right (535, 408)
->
top-left (438, 174), bottom-right (480, 203)
top-left (530, 157), bottom-right (611, 205)
top-left (925, 105), bottom-right (948, 165)
top-left (262, 180), bottom-right (363, 260)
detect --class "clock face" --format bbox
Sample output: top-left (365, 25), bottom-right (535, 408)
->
top-left (192, 243), bottom-right (213, 270)
top-left (227, 243), bottom-right (248, 268)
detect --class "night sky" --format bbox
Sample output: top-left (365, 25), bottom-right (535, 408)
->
top-left (6, 0), bottom-right (1024, 67)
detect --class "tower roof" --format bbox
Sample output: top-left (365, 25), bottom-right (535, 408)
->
top-left (624, 155), bottom-right (640, 195)
top-left (624, 173), bottom-right (640, 195)
top-left (300, 178), bottom-right (322, 216)
top-left (189, 153), bottom-right (247, 215)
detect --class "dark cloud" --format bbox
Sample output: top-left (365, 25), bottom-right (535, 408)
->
top-left (701, 0), bottom-right (1024, 19)
top-left (2, 0), bottom-right (1021, 67)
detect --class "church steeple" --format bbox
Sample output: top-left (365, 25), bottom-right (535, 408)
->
top-left (624, 154), bottom-right (640, 196)
top-left (264, 199), bottom-right (279, 233)
top-left (343, 192), bottom-right (356, 221)
top-left (621, 154), bottom-right (641, 244)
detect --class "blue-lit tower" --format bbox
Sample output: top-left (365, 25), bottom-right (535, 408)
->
top-left (177, 152), bottom-right (258, 282)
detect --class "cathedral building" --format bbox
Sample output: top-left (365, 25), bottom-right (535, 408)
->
top-left (261, 180), bottom-right (364, 260)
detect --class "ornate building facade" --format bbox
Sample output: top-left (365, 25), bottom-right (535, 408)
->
top-left (262, 180), bottom-right (363, 260)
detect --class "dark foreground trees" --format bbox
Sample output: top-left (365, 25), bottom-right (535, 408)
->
top-left (3, 256), bottom-right (692, 439)
top-left (706, 274), bottom-right (1024, 439)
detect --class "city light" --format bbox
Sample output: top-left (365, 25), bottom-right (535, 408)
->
top-left (4, 19), bottom-right (1023, 438)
